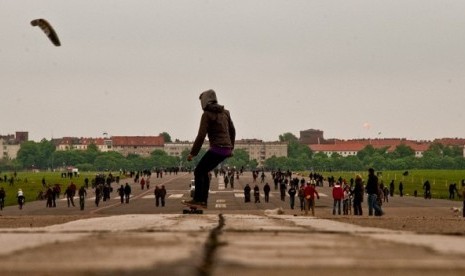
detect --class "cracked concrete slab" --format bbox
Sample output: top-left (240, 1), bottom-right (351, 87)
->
top-left (1, 214), bottom-right (465, 276)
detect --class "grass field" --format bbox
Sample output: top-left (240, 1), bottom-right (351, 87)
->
top-left (300, 170), bottom-right (465, 200)
top-left (0, 171), bottom-right (106, 207)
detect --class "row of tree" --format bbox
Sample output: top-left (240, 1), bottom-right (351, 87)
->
top-left (0, 132), bottom-right (464, 172)
top-left (0, 138), bottom-right (257, 172)
top-left (264, 132), bottom-right (465, 171)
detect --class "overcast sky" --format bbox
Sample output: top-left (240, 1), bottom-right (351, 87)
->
top-left (2, 1), bottom-right (465, 142)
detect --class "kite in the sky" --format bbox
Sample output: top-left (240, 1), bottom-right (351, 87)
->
top-left (30, 18), bottom-right (61, 46)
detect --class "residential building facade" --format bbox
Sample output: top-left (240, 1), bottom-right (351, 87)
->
top-left (234, 139), bottom-right (288, 166)
top-left (164, 139), bottom-right (288, 166)
top-left (0, 132), bottom-right (28, 159)
top-left (54, 137), bottom-right (111, 152)
top-left (111, 136), bottom-right (164, 157)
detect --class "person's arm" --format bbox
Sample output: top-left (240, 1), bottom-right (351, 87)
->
top-left (189, 112), bottom-right (209, 160)
top-left (227, 111), bottom-right (236, 149)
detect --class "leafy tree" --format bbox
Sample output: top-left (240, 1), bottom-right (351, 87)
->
top-left (226, 149), bottom-right (250, 169)
top-left (248, 159), bottom-right (259, 170)
top-left (390, 144), bottom-right (415, 159)
top-left (93, 151), bottom-right (126, 171)
top-left (443, 145), bottom-right (462, 157)
top-left (37, 139), bottom-right (55, 169)
top-left (160, 132), bottom-right (172, 143)
top-left (357, 145), bottom-right (388, 161)
top-left (0, 158), bottom-right (21, 171)
top-left (313, 152), bottom-right (328, 159)
top-left (16, 141), bottom-right (39, 169)
top-left (149, 149), bottom-right (180, 168)
top-left (52, 150), bottom-right (85, 168)
top-left (264, 156), bottom-right (288, 170)
top-left (338, 156), bottom-right (363, 171)
top-left (83, 143), bottom-right (100, 164)
top-left (310, 153), bottom-right (331, 171)
top-left (278, 132), bottom-right (312, 159)
top-left (423, 143), bottom-right (444, 158)
top-left (279, 132), bottom-right (298, 142)
top-left (75, 163), bottom-right (95, 171)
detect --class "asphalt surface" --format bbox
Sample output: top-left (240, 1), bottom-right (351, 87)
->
top-left (0, 172), bottom-right (464, 276)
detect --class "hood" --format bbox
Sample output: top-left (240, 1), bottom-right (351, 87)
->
top-left (199, 89), bottom-right (218, 110)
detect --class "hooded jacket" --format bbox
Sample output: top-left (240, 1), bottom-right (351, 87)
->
top-left (190, 90), bottom-right (236, 156)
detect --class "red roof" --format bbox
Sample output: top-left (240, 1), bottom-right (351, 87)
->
top-left (309, 139), bottom-right (430, 153)
top-left (433, 138), bottom-right (465, 146)
top-left (111, 136), bottom-right (164, 147)
top-left (80, 138), bottom-right (105, 146)
top-left (310, 143), bottom-right (365, 152)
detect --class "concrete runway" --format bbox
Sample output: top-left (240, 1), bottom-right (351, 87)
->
top-left (0, 172), bottom-right (464, 275)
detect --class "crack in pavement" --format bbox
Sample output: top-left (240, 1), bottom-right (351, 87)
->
top-left (197, 213), bottom-right (225, 276)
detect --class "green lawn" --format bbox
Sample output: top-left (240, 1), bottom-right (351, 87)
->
top-left (300, 170), bottom-right (465, 200)
top-left (0, 171), bottom-right (103, 207)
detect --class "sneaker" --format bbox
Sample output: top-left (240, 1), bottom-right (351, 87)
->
top-left (182, 199), bottom-right (207, 209)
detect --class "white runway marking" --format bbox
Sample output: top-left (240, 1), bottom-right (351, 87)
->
top-left (218, 177), bottom-right (225, 190)
top-left (142, 194), bottom-right (184, 199)
top-left (215, 204), bottom-right (226, 208)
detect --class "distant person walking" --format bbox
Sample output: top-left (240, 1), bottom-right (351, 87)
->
top-left (253, 184), bottom-right (260, 203)
top-left (280, 180), bottom-right (287, 201)
top-left (140, 177), bottom-right (146, 190)
top-left (160, 185), bottom-right (167, 207)
top-left (124, 183), bottom-right (131, 203)
top-left (244, 184), bottom-right (251, 203)
top-left (298, 182), bottom-right (306, 213)
top-left (366, 168), bottom-right (383, 216)
top-left (304, 182), bottom-right (319, 216)
top-left (449, 183), bottom-right (459, 200)
top-left (263, 182), bottom-right (271, 203)
top-left (45, 186), bottom-right (54, 208)
top-left (461, 181), bottom-right (465, 217)
top-left (65, 185), bottom-right (75, 207)
top-left (78, 186), bottom-right (87, 210)
top-left (343, 183), bottom-right (352, 215)
top-left (353, 175), bottom-right (364, 216)
top-left (399, 182), bottom-right (404, 197)
top-left (117, 185), bottom-right (124, 204)
top-left (332, 182), bottom-right (344, 215)
top-left (17, 188), bottom-right (25, 210)
top-left (0, 187), bottom-right (6, 210)
top-left (389, 180), bottom-right (395, 197)
top-left (423, 180), bottom-right (431, 199)
top-left (154, 186), bottom-right (161, 207)
top-left (155, 185), bottom-right (167, 207)
top-left (288, 185), bottom-right (296, 209)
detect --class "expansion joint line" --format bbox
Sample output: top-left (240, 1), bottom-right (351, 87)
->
top-left (197, 213), bottom-right (225, 276)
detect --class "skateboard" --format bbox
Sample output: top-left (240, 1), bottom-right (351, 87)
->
top-left (181, 200), bottom-right (205, 214)
top-left (182, 205), bottom-right (203, 214)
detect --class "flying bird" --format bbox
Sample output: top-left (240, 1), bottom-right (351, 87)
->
top-left (30, 18), bottom-right (61, 46)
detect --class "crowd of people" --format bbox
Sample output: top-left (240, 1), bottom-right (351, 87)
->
top-left (0, 169), bottom-right (176, 211)
top-left (238, 168), bottom-right (465, 218)
top-left (1, 167), bottom-right (465, 218)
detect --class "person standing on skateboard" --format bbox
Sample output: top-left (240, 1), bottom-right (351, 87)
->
top-left (183, 89), bottom-right (236, 208)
